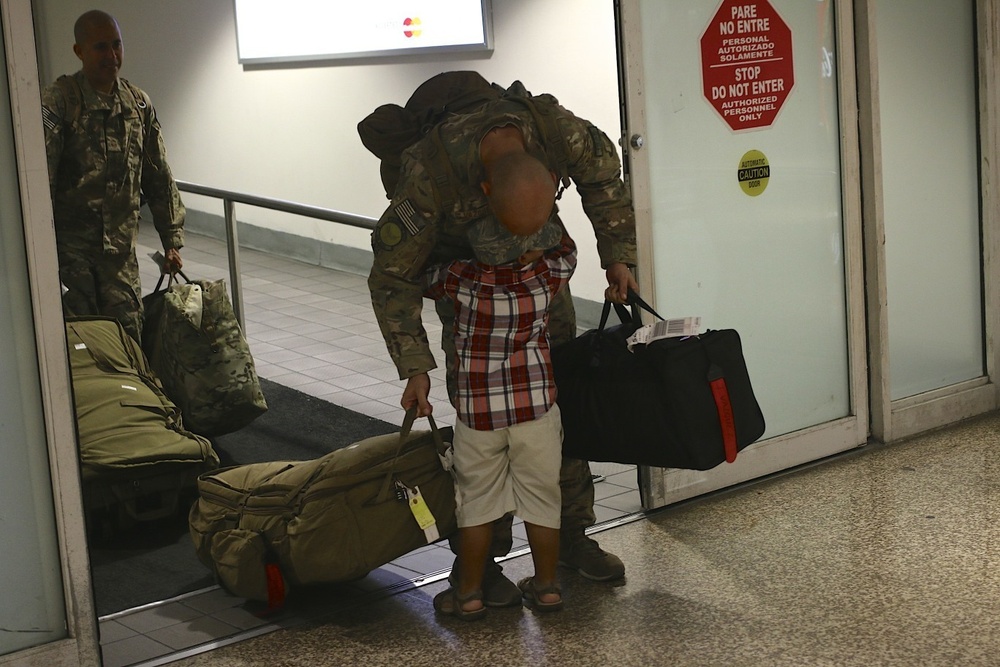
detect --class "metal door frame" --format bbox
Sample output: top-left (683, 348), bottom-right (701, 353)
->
top-left (0, 0), bottom-right (101, 663)
top-left (855, 0), bottom-right (1000, 443)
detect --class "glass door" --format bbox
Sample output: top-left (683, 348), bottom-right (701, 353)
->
top-left (617, 0), bottom-right (869, 507)
top-left (857, 0), bottom-right (999, 441)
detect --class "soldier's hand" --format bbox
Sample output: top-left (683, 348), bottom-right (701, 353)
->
top-left (162, 248), bottom-right (183, 274)
top-left (605, 262), bottom-right (637, 304)
top-left (402, 372), bottom-right (433, 417)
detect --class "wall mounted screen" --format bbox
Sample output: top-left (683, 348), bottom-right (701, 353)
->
top-left (233, 0), bottom-right (493, 64)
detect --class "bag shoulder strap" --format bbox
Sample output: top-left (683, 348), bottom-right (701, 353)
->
top-left (500, 85), bottom-right (572, 196)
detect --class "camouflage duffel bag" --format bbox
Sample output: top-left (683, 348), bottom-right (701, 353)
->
top-left (143, 272), bottom-right (267, 436)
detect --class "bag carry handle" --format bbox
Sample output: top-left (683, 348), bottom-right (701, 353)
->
top-left (707, 365), bottom-right (739, 464)
top-left (377, 407), bottom-right (449, 502)
top-left (149, 251), bottom-right (190, 291)
top-left (597, 299), bottom-right (632, 331)
top-left (598, 288), bottom-right (666, 332)
top-left (626, 288), bottom-right (665, 321)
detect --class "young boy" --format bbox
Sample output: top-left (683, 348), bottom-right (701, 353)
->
top-left (423, 215), bottom-right (576, 620)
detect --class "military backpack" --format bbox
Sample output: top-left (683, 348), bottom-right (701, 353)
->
top-left (357, 70), bottom-right (572, 204)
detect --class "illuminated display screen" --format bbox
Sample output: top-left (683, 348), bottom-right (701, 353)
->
top-left (233, 0), bottom-right (494, 64)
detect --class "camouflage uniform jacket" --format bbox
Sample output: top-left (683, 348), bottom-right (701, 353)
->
top-left (41, 70), bottom-right (185, 257)
top-left (369, 94), bottom-right (637, 379)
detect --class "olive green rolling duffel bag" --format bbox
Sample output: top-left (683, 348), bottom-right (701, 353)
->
top-left (188, 410), bottom-right (456, 607)
top-left (66, 317), bottom-right (220, 532)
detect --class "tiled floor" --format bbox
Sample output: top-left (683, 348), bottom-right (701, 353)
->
top-left (96, 225), bottom-right (643, 667)
top-left (151, 406), bottom-right (1000, 667)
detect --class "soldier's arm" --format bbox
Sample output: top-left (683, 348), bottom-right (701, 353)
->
top-left (40, 85), bottom-right (67, 200)
top-left (368, 155), bottom-right (442, 380)
top-left (554, 106), bottom-right (637, 270)
top-left (136, 89), bottom-right (185, 253)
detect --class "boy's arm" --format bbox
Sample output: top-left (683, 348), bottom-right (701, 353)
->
top-left (543, 232), bottom-right (578, 289)
top-left (422, 264), bottom-right (446, 301)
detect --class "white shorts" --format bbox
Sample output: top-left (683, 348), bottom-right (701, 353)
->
top-left (452, 404), bottom-right (563, 530)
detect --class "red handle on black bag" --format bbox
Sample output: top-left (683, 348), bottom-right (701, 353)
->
top-left (626, 289), bottom-right (739, 464)
top-left (707, 365), bottom-right (739, 463)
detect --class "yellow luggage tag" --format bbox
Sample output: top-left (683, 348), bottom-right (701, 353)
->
top-left (405, 485), bottom-right (439, 542)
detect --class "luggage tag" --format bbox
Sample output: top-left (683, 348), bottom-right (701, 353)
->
top-left (437, 442), bottom-right (454, 472)
top-left (403, 484), bottom-right (440, 543)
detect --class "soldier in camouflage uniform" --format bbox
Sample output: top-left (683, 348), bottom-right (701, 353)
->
top-left (369, 84), bottom-right (639, 604)
top-left (42, 10), bottom-right (185, 343)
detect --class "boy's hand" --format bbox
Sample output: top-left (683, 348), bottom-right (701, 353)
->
top-left (402, 372), bottom-right (433, 417)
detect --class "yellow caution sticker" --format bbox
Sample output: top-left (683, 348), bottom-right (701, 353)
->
top-left (738, 150), bottom-right (770, 197)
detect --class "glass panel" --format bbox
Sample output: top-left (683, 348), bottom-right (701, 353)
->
top-left (875, 0), bottom-right (983, 400)
top-left (636, 0), bottom-right (848, 437)
top-left (0, 16), bottom-right (67, 657)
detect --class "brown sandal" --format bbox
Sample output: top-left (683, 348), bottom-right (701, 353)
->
top-left (433, 587), bottom-right (487, 621)
top-left (517, 577), bottom-right (563, 612)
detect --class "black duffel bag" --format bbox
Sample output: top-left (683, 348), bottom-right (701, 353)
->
top-left (552, 291), bottom-right (765, 470)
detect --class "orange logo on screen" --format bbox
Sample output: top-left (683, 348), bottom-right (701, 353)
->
top-left (403, 17), bottom-right (422, 38)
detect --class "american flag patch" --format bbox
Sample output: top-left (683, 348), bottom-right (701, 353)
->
top-left (42, 106), bottom-right (60, 132)
top-left (393, 199), bottom-right (425, 236)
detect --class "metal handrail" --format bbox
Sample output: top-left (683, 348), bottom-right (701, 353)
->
top-left (176, 180), bottom-right (377, 327)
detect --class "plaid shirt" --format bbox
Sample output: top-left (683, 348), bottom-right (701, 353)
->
top-left (423, 234), bottom-right (577, 430)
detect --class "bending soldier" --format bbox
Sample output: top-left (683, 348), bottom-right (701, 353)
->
top-left (368, 76), bottom-right (638, 605)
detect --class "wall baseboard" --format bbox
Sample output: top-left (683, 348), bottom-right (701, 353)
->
top-left (184, 209), bottom-right (605, 331)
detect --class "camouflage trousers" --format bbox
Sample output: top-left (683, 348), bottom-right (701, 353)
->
top-left (59, 246), bottom-right (144, 344)
top-left (435, 284), bottom-right (596, 556)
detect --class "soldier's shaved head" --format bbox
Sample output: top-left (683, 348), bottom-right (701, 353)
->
top-left (74, 9), bottom-right (118, 45)
top-left (487, 151), bottom-right (556, 236)
top-left (72, 9), bottom-right (123, 94)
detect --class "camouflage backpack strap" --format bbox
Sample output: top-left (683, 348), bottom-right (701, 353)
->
top-left (119, 79), bottom-right (148, 110)
top-left (423, 124), bottom-right (464, 212)
top-left (408, 72), bottom-right (500, 210)
top-left (502, 82), bottom-right (573, 199)
top-left (118, 78), bottom-right (155, 136)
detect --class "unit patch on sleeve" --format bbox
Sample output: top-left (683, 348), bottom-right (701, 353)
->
top-left (378, 221), bottom-right (404, 249)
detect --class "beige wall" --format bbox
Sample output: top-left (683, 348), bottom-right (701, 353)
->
top-left (33, 0), bottom-right (623, 300)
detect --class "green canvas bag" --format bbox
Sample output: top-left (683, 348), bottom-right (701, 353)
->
top-left (142, 271), bottom-right (267, 436)
top-left (66, 317), bottom-right (219, 528)
top-left (188, 410), bottom-right (456, 607)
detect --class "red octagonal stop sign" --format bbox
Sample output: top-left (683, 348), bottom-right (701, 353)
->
top-left (701, 0), bottom-right (794, 131)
